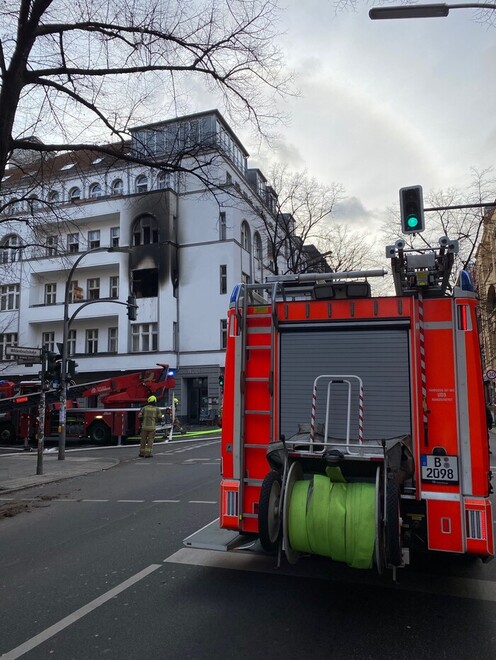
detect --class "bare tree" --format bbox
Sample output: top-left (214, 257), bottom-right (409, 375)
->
top-left (248, 164), bottom-right (345, 274)
top-left (0, 0), bottom-right (290, 208)
top-left (312, 222), bottom-right (373, 273)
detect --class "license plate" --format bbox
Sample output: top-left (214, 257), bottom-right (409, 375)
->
top-left (421, 454), bottom-right (459, 484)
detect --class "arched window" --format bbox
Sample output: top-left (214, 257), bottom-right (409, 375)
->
top-left (157, 172), bottom-right (170, 190)
top-left (135, 175), bottom-right (148, 194)
top-left (69, 186), bottom-right (81, 202)
top-left (253, 232), bottom-right (263, 261)
top-left (48, 190), bottom-right (60, 203)
top-left (111, 178), bottom-right (123, 196)
top-left (1, 234), bottom-right (23, 263)
top-left (132, 214), bottom-right (158, 246)
top-left (488, 285), bottom-right (496, 312)
top-left (89, 182), bottom-right (103, 199)
top-left (241, 221), bottom-right (251, 253)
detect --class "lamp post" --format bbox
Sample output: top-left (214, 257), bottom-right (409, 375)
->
top-left (58, 245), bottom-right (132, 460)
top-left (369, 3), bottom-right (496, 19)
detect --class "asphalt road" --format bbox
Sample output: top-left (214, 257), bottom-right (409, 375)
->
top-left (1, 437), bottom-right (496, 660)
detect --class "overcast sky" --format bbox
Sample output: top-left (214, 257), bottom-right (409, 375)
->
top-left (238, 2), bottom-right (496, 229)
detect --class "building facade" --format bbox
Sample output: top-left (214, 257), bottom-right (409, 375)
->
top-left (474, 205), bottom-right (496, 405)
top-left (0, 110), bottom-right (284, 423)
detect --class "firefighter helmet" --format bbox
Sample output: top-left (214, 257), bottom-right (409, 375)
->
top-left (147, 395), bottom-right (157, 404)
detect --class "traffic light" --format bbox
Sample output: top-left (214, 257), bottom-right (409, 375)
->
top-left (67, 359), bottom-right (78, 379)
top-left (44, 351), bottom-right (61, 382)
top-left (127, 295), bottom-right (138, 321)
top-left (400, 185), bottom-right (425, 234)
top-left (219, 373), bottom-right (224, 389)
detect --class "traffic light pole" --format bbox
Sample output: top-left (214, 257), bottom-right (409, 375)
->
top-left (37, 348), bottom-right (48, 475)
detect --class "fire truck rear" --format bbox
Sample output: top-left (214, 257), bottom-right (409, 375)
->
top-left (186, 237), bottom-right (494, 574)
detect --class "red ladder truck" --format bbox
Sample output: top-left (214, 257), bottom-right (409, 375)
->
top-left (185, 238), bottom-right (494, 575)
top-left (0, 365), bottom-right (175, 445)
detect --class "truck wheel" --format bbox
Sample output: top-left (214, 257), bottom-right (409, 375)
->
top-left (385, 479), bottom-right (402, 566)
top-left (0, 422), bottom-right (16, 444)
top-left (88, 422), bottom-right (111, 445)
top-left (258, 471), bottom-right (282, 553)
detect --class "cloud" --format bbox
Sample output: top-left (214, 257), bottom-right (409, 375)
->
top-left (333, 196), bottom-right (375, 224)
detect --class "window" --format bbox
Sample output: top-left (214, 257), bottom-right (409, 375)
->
top-left (108, 327), bottom-right (118, 353)
top-left (28, 195), bottom-right (42, 213)
top-left (46, 235), bottom-right (58, 257)
top-left (220, 319), bottom-right (227, 350)
top-left (67, 233), bottom-right (79, 253)
top-left (157, 172), bottom-right (170, 189)
top-left (132, 215), bottom-right (158, 246)
top-left (253, 233), bottom-right (263, 261)
top-left (110, 276), bottom-right (119, 298)
top-left (44, 283), bottom-right (57, 305)
top-left (219, 212), bottom-right (226, 241)
top-left (131, 323), bottom-right (158, 352)
top-left (241, 221), bottom-right (251, 252)
top-left (86, 329), bottom-right (99, 354)
top-left (42, 331), bottom-right (55, 352)
top-left (220, 265), bottom-right (227, 294)
top-left (135, 174), bottom-right (148, 194)
top-left (88, 230), bottom-right (100, 249)
top-left (241, 272), bottom-right (251, 285)
top-left (226, 172), bottom-right (232, 185)
top-left (0, 333), bottom-right (17, 360)
top-left (89, 183), bottom-right (103, 199)
top-left (48, 190), bottom-right (60, 203)
top-left (111, 179), bottom-right (123, 196)
top-left (0, 284), bottom-right (20, 311)
top-left (87, 278), bottom-right (100, 300)
top-left (9, 199), bottom-right (22, 214)
top-left (110, 227), bottom-right (120, 247)
top-left (132, 268), bottom-right (158, 297)
top-left (173, 321), bottom-right (178, 353)
top-left (69, 186), bottom-right (81, 202)
top-left (68, 329), bottom-right (76, 357)
top-left (69, 280), bottom-right (84, 303)
top-left (1, 235), bottom-right (23, 263)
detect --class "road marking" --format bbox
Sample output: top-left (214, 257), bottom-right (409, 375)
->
top-left (152, 499), bottom-right (180, 503)
top-left (188, 500), bottom-right (217, 504)
top-left (0, 564), bottom-right (161, 660)
top-left (165, 548), bottom-right (496, 603)
top-left (81, 499), bottom-right (109, 502)
top-left (117, 499), bottom-right (145, 503)
top-left (0, 498), bottom-right (14, 501)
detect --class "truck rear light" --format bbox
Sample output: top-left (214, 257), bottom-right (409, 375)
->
top-left (220, 480), bottom-right (240, 530)
top-left (464, 498), bottom-right (494, 557)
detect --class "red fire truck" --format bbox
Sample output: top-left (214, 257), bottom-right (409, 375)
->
top-left (0, 365), bottom-right (175, 444)
top-left (185, 238), bottom-right (494, 575)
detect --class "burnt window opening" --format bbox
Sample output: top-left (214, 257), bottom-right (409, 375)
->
top-left (132, 269), bottom-right (158, 298)
top-left (132, 214), bottom-right (159, 246)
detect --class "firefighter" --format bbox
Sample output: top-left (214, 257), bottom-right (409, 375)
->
top-left (138, 395), bottom-right (163, 457)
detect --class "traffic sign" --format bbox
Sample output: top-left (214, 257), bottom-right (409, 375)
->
top-left (5, 346), bottom-right (42, 360)
top-left (486, 369), bottom-right (496, 380)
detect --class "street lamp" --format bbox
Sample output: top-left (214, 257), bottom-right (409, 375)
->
top-left (58, 245), bottom-right (132, 460)
top-left (369, 3), bottom-right (496, 20)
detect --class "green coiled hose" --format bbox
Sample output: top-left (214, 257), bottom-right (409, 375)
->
top-left (288, 473), bottom-right (376, 569)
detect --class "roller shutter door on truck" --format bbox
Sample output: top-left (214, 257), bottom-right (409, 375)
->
top-left (279, 327), bottom-right (411, 443)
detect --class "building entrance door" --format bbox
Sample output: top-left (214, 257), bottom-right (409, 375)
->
top-left (187, 377), bottom-right (208, 423)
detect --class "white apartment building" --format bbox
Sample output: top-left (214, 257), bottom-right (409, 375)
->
top-left (0, 110), bottom-right (282, 423)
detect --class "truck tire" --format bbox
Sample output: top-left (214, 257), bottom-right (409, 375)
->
top-left (258, 470), bottom-right (282, 553)
top-left (385, 479), bottom-right (402, 567)
top-left (0, 422), bottom-right (16, 444)
top-left (88, 422), bottom-right (111, 445)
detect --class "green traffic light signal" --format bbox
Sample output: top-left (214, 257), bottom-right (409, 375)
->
top-left (400, 185), bottom-right (425, 234)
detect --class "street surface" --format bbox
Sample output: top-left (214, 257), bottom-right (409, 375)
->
top-left (0, 435), bottom-right (495, 659)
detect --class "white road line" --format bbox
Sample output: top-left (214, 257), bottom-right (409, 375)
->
top-left (188, 500), bottom-right (217, 504)
top-left (0, 498), bottom-right (14, 501)
top-left (117, 499), bottom-right (145, 503)
top-left (81, 499), bottom-right (109, 502)
top-left (0, 564), bottom-right (161, 660)
top-left (165, 548), bottom-right (496, 603)
top-left (153, 499), bottom-right (180, 503)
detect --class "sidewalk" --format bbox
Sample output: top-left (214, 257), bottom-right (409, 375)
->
top-left (0, 452), bottom-right (119, 494)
